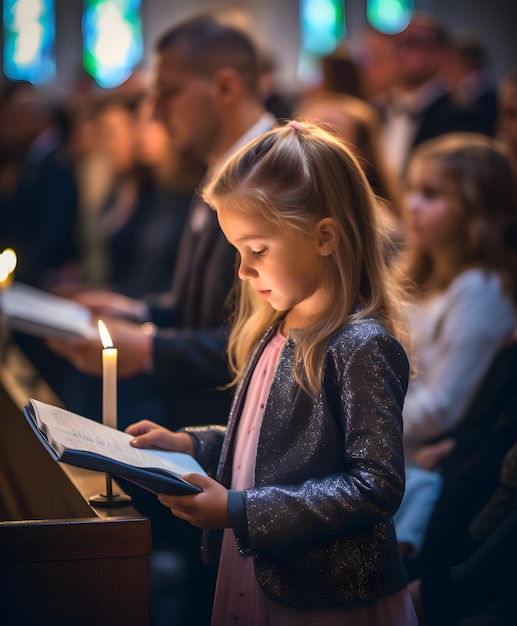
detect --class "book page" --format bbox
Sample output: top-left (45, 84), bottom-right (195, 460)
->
top-left (30, 399), bottom-right (206, 478)
top-left (2, 282), bottom-right (98, 339)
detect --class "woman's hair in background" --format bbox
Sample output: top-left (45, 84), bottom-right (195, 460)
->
top-left (203, 121), bottom-right (409, 395)
top-left (294, 91), bottom-right (402, 218)
top-left (401, 132), bottom-right (517, 298)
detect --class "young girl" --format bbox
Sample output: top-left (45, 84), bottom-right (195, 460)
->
top-left (399, 132), bottom-right (517, 464)
top-left (127, 122), bottom-right (418, 625)
top-left (392, 133), bottom-right (517, 568)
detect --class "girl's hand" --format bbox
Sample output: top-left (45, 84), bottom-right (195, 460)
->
top-left (126, 420), bottom-right (195, 455)
top-left (158, 473), bottom-right (231, 530)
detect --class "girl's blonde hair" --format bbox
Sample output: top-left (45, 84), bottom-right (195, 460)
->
top-left (401, 132), bottom-right (517, 297)
top-left (203, 122), bottom-right (409, 395)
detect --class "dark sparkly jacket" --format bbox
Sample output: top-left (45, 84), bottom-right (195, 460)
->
top-left (186, 318), bottom-right (410, 609)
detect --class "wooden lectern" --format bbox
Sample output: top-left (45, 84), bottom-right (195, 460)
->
top-left (0, 337), bottom-right (152, 626)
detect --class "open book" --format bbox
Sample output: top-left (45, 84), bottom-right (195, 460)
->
top-left (1, 282), bottom-right (98, 339)
top-left (24, 399), bottom-right (206, 496)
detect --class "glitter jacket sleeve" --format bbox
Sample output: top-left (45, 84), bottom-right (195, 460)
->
top-left (203, 319), bottom-right (410, 608)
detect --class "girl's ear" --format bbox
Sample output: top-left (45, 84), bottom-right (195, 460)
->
top-left (316, 217), bottom-right (339, 256)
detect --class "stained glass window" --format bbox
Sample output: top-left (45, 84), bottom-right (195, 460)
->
top-left (83, 0), bottom-right (143, 89)
top-left (299, 0), bottom-right (345, 83)
top-left (367, 0), bottom-right (413, 34)
top-left (3, 0), bottom-right (56, 84)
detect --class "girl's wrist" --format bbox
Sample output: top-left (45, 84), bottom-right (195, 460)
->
top-left (227, 490), bottom-right (247, 531)
top-left (174, 432), bottom-right (196, 456)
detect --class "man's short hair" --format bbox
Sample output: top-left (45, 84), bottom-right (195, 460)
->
top-left (156, 13), bottom-right (259, 96)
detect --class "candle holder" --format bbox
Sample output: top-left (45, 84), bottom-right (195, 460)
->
top-left (89, 472), bottom-right (132, 507)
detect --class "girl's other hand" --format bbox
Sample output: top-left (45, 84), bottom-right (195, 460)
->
top-left (158, 473), bottom-right (231, 530)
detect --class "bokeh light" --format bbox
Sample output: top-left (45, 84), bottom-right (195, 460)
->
top-left (83, 0), bottom-right (142, 89)
top-left (3, 0), bottom-right (56, 83)
top-left (367, 0), bottom-right (413, 35)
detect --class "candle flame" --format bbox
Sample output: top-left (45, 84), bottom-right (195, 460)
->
top-left (0, 248), bottom-right (17, 281)
top-left (2, 249), bottom-right (17, 274)
top-left (98, 319), bottom-right (114, 349)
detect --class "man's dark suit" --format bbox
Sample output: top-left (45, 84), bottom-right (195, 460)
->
top-left (144, 194), bottom-right (237, 431)
top-left (411, 90), bottom-right (493, 149)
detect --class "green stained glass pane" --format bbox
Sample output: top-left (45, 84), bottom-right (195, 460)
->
top-left (83, 0), bottom-right (143, 88)
top-left (367, 0), bottom-right (413, 34)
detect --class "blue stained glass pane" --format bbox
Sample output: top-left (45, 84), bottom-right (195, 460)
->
top-left (3, 0), bottom-right (56, 84)
top-left (301, 0), bottom-right (345, 56)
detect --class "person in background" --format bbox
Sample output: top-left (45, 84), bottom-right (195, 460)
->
top-left (62, 90), bottom-right (205, 299)
top-left (88, 92), bottom-right (205, 298)
top-left (391, 132), bottom-right (517, 563)
top-left (496, 67), bottom-right (517, 168)
top-left (0, 80), bottom-right (79, 289)
top-left (65, 94), bottom-right (114, 287)
top-left (443, 31), bottom-right (499, 137)
top-left (380, 12), bottom-right (491, 177)
top-left (116, 94), bottom-right (206, 298)
top-left (408, 439), bottom-right (517, 626)
top-left (74, 91), bottom-right (142, 289)
top-left (318, 42), bottom-right (365, 99)
top-left (354, 24), bottom-right (399, 110)
top-left (296, 90), bottom-right (404, 261)
top-left (401, 326), bottom-right (517, 582)
top-left (399, 132), bottom-right (517, 463)
top-left (126, 121), bottom-right (417, 625)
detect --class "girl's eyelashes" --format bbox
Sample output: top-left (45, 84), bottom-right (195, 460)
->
top-left (252, 248), bottom-right (268, 257)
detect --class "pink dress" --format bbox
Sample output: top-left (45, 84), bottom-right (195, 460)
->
top-left (211, 329), bottom-right (417, 626)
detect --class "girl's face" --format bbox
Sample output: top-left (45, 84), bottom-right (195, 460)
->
top-left (403, 158), bottom-right (465, 255)
top-left (216, 203), bottom-right (331, 329)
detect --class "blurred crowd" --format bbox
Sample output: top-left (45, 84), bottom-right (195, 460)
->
top-left (1, 8), bottom-right (517, 626)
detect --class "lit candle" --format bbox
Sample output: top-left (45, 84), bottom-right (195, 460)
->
top-left (0, 248), bottom-right (17, 290)
top-left (98, 320), bottom-right (117, 429)
top-left (0, 249), bottom-right (17, 322)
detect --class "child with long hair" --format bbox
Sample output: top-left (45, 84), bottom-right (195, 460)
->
top-left (399, 132), bottom-right (517, 464)
top-left (393, 132), bottom-right (517, 562)
top-left (126, 122), bottom-right (417, 625)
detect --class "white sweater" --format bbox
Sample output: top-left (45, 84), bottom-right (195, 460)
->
top-left (403, 268), bottom-right (517, 463)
